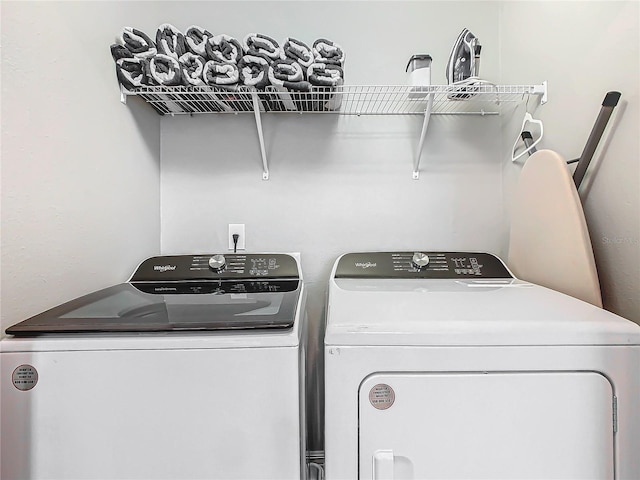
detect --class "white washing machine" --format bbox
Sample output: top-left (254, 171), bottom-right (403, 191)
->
top-left (324, 251), bottom-right (640, 480)
top-left (1, 253), bottom-right (307, 480)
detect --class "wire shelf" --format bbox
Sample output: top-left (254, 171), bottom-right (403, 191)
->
top-left (122, 83), bottom-right (547, 116)
top-left (120, 82), bottom-right (547, 180)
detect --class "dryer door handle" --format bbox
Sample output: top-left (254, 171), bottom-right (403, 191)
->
top-left (373, 450), bottom-right (394, 480)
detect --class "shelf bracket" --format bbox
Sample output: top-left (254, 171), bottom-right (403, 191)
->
top-left (413, 92), bottom-right (435, 179)
top-left (536, 81), bottom-right (548, 105)
top-left (251, 92), bottom-right (270, 180)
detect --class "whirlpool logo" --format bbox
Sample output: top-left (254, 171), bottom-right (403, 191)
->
top-left (154, 265), bottom-right (177, 272)
top-left (355, 262), bottom-right (377, 269)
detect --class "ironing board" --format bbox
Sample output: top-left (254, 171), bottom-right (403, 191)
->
top-left (508, 149), bottom-right (603, 307)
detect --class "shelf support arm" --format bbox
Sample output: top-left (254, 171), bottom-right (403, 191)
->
top-left (413, 92), bottom-right (435, 179)
top-left (251, 92), bottom-right (270, 180)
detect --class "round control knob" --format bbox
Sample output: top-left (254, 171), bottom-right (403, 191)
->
top-left (412, 252), bottom-right (430, 269)
top-left (208, 254), bottom-right (226, 271)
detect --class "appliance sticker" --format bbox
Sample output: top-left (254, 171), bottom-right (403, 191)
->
top-left (12, 364), bottom-right (38, 391)
top-left (369, 383), bottom-right (395, 410)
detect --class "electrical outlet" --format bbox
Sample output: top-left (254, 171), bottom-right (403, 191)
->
top-left (228, 224), bottom-right (246, 251)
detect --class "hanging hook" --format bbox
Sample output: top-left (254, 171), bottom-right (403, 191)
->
top-left (512, 112), bottom-right (544, 162)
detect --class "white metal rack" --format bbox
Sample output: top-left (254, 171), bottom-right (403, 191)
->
top-left (121, 82), bottom-right (547, 179)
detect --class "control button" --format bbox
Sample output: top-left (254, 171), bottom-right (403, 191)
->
top-left (208, 254), bottom-right (226, 272)
top-left (412, 252), bottom-right (430, 269)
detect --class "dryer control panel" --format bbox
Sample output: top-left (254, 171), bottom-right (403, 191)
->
top-left (334, 252), bottom-right (512, 279)
top-left (131, 253), bottom-right (300, 281)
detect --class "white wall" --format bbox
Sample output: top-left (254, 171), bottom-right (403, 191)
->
top-left (1, 1), bottom-right (162, 333)
top-left (158, 7), bottom-right (506, 315)
top-left (499, 1), bottom-right (640, 323)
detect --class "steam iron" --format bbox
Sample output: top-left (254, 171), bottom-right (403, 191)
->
top-left (446, 28), bottom-right (482, 99)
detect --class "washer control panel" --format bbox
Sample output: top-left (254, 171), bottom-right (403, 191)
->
top-left (335, 252), bottom-right (512, 279)
top-left (131, 254), bottom-right (299, 281)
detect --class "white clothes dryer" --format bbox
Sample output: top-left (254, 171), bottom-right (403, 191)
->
top-left (1, 253), bottom-right (307, 480)
top-left (324, 251), bottom-right (640, 480)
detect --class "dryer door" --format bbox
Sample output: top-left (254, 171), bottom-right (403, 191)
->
top-left (359, 372), bottom-right (614, 479)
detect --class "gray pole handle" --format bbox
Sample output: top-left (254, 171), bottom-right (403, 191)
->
top-left (572, 91), bottom-right (621, 189)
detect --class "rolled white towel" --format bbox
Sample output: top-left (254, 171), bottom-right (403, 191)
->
top-left (268, 59), bottom-right (310, 91)
top-left (149, 53), bottom-right (183, 86)
top-left (116, 57), bottom-right (152, 89)
top-left (280, 37), bottom-right (314, 69)
top-left (243, 33), bottom-right (281, 60)
top-left (238, 54), bottom-right (271, 89)
top-left (203, 60), bottom-right (240, 86)
top-left (120, 27), bottom-right (157, 59)
top-left (307, 62), bottom-right (344, 87)
top-left (312, 38), bottom-right (345, 65)
top-left (184, 25), bottom-right (212, 57)
top-left (156, 23), bottom-right (186, 61)
top-left (206, 34), bottom-right (243, 64)
top-left (179, 52), bottom-right (206, 86)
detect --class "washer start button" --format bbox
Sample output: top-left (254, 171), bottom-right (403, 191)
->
top-left (12, 364), bottom-right (38, 391)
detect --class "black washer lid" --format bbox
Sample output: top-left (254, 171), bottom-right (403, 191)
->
top-left (5, 254), bottom-right (302, 336)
